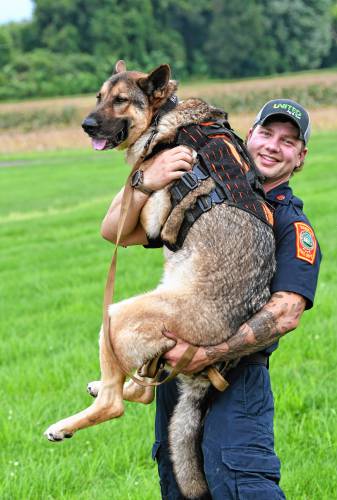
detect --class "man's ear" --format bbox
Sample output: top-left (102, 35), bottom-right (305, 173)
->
top-left (298, 146), bottom-right (308, 166)
top-left (246, 127), bottom-right (254, 144)
top-left (138, 65), bottom-right (171, 97)
top-left (114, 60), bottom-right (126, 74)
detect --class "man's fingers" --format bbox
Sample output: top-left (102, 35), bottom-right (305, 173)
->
top-left (162, 148), bottom-right (195, 165)
top-left (172, 152), bottom-right (194, 163)
top-left (169, 145), bottom-right (194, 157)
top-left (169, 169), bottom-right (192, 180)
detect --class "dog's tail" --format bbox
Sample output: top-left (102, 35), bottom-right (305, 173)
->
top-left (169, 377), bottom-right (211, 499)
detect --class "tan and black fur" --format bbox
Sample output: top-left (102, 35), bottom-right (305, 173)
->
top-left (44, 61), bottom-right (275, 499)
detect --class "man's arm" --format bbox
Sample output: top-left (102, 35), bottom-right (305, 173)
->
top-left (163, 291), bottom-right (306, 373)
top-left (101, 146), bottom-right (193, 246)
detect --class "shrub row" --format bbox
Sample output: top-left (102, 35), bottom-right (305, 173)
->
top-left (1, 82), bottom-right (336, 132)
top-left (210, 84), bottom-right (337, 113)
top-left (0, 106), bottom-right (79, 131)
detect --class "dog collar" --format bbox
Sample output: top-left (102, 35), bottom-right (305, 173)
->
top-left (152, 94), bottom-right (178, 126)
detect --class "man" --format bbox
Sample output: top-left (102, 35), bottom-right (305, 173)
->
top-left (101, 99), bottom-right (321, 499)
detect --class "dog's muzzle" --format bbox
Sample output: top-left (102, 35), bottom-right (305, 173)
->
top-left (82, 116), bottom-right (129, 150)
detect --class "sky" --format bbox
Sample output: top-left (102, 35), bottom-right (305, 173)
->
top-left (0, 0), bottom-right (33, 25)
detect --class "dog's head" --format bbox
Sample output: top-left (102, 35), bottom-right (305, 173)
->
top-left (82, 60), bottom-right (177, 151)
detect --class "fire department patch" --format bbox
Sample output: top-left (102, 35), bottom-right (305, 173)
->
top-left (294, 222), bottom-right (317, 264)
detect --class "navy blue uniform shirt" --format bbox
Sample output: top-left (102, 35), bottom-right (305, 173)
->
top-left (264, 181), bottom-right (321, 354)
top-left (267, 182), bottom-right (321, 309)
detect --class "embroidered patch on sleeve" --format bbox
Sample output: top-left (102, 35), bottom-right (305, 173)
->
top-left (294, 222), bottom-right (317, 264)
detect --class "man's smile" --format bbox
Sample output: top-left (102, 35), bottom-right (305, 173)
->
top-left (258, 153), bottom-right (280, 166)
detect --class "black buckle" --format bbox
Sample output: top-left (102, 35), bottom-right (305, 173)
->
top-left (171, 185), bottom-right (184, 203)
top-left (210, 185), bottom-right (226, 204)
top-left (197, 195), bottom-right (212, 212)
top-left (181, 171), bottom-right (199, 190)
top-left (193, 162), bottom-right (209, 180)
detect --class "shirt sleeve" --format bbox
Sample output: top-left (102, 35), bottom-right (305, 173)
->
top-left (270, 208), bottom-right (322, 309)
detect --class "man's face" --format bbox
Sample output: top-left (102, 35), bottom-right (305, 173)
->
top-left (246, 119), bottom-right (307, 189)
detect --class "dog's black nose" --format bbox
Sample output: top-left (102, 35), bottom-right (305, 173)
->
top-left (82, 116), bottom-right (99, 134)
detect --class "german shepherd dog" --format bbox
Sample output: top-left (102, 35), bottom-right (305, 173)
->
top-left (45, 61), bottom-right (275, 499)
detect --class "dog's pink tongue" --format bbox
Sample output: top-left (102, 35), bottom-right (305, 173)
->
top-left (92, 138), bottom-right (107, 150)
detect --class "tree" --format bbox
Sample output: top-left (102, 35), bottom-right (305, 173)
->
top-left (260, 0), bottom-right (332, 72)
top-left (0, 28), bottom-right (13, 67)
top-left (322, 1), bottom-right (337, 66)
top-left (204, 0), bottom-right (275, 78)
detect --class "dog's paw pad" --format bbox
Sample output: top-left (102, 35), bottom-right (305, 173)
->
top-left (44, 426), bottom-right (74, 442)
top-left (87, 380), bottom-right (101, 398)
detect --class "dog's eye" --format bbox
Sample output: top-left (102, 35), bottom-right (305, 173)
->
top-left (96, 92), bottom-right (102, 101)
top-left (115, 96), bottom-right (128, 104)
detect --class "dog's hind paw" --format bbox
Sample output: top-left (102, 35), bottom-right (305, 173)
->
top-left (44, 425), bottom-right (74, 442)
top-left (87, 380), bottom-right (101, 398)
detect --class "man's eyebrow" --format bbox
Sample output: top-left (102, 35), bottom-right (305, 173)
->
top-left (261, 125), bottom-right (299, 140)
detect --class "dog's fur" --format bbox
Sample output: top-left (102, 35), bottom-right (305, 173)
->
top-left (45, 62), bottom-right (275, 499)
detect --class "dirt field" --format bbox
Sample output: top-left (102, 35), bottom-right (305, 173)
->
top-left (1, 71), bottom-right (336, 153)
top-left (1, 107), bottom-right (336, 154)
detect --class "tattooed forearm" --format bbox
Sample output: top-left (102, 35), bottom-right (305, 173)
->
top-left (205, 292), bottom-right (306, 362)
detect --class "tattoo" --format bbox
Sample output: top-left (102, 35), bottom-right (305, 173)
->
top-left (205, 292), bottom-right (305, 363)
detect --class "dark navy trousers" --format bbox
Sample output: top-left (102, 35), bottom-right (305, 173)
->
top-left (152, 362), bottom-right (286, 499)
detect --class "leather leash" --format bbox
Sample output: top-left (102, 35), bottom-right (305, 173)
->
top-left (102, 129), bottom-right (228, 392)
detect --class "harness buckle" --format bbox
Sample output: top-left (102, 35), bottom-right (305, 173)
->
top-left (210, 185), bottom-right (226, 204)
top-left (181, 171), bottom-right (199, 190)
top-left (193, 162), bottom-right (209, 180)
top-left (197, 195), bottom-right (212, 213)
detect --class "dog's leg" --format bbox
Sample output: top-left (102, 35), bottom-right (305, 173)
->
top-left (45, 291), bottom-right (176, 442)
top-left (44, 326), bottom-right (125, 442)
top-left (87, 379), bottom-right (154, 404)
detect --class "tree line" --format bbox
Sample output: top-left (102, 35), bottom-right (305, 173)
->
top-left (0, 0), bottom-right (336, 100)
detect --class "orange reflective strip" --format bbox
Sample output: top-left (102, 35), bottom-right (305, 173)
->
top-left (222, 138), bottom-right (244, 167)
top-left (261, 202), bottom-right (274, 226)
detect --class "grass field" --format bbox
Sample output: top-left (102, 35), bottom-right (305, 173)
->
top-left (1, 131), bottom-right (336, 499)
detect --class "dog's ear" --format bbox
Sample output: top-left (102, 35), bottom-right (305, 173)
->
top-left (114, 60), bottom-right (127, 74)
top-left (138, 65), bottom-right (171, 98)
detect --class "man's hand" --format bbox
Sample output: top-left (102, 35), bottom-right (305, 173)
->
top-left (163, 331), bottom-right (221, 374)
top-left (142, 146), bottom-right (194, 192)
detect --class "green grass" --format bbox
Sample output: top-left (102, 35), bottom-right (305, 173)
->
top-left (1, 133), bottom-right (336, 499)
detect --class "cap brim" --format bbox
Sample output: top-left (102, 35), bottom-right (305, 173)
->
top-left (258, 113), bottom-right (305, 142)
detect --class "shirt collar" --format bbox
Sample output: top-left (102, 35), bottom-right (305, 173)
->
top-left (265, 182), bottom-right (293, 205)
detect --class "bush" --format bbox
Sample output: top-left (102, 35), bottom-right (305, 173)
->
top-left (0, 106), bottom-right (79, 131)
top-left (0, 49), bottom-right (112, 100)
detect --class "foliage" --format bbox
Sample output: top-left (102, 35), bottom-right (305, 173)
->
top-left (0, 106), bottom-right (79, 131)
top-left (322, 1), bottom-right (337, 66)
top-left (0, 0), bottom-right (336, 99)
top-left (0, 49), bottom-right (112, 100)
top-left (204, 0), bottom-right (274, 77)
top-left (209, 83), bottom-right (337, 114)
top-left (261, 0), bottom-right (332, 72)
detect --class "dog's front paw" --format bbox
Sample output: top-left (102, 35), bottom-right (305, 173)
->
top-left (44, 424), bottom-right (74, 442)
top-left (87, 380), bottom-right (101, 398)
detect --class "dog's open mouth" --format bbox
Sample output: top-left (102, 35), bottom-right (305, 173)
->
top-left (91, 124), bottom-right (129, 151)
